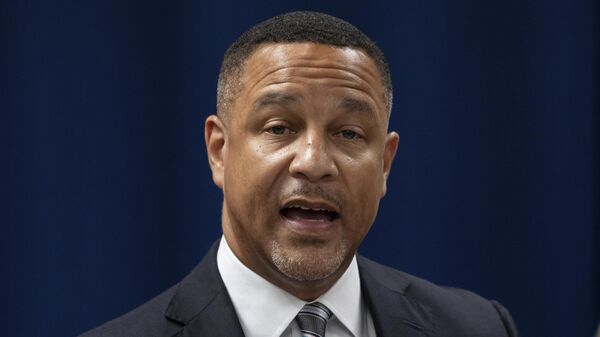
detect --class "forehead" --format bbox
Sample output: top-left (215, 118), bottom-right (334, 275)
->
top-left (246, 42), bottom-right (378, 70)
top-left (236, 42), bottom-right (387, 116)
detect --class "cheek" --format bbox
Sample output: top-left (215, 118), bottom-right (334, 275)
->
top-left (224, 141), bottom-right (290, 212)
top-left (223, 145), bottom-right (259, 216)
top-left (343, 155), bottom-right (384, 224)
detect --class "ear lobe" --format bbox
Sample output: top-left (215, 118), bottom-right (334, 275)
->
top-left (381, 131), bottom-right (399, 197)
top-left (205, 115), bottom-right (227, 189)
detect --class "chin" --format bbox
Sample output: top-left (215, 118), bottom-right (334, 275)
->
top-left (269, 238), bottom-right (349, 282)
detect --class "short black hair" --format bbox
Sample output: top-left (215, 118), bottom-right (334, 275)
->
top-left (216, 11), bottom-right (393, 120)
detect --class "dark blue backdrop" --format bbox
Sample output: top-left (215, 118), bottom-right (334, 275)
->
top-left (1, 1), bottom-right (598, 336)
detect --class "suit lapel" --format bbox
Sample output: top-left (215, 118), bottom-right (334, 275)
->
top-left (164, 241), bottom-right (245, 337)
top-left (172, 290), bottom-right (245, 337)
top-left (358, 256), bottom-right (435, 337)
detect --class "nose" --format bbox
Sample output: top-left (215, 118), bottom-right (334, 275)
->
top-left (289, 132), bottom-right (339, 182)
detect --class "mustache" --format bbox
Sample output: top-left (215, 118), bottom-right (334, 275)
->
top-left (281, 182), bottom-right (343, 211)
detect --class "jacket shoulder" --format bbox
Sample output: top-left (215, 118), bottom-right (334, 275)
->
top-left (78, 285), bottom-right (181, 337)
top-left (357, 255), bottom-right (518, 337)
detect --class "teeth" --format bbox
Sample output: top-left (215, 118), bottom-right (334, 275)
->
top-left (289, 205), bottom-right (331, 212)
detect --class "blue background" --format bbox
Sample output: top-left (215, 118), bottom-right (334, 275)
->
top-left (1, 1), bottom-right (598, 336)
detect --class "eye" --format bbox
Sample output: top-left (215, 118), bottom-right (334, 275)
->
top-left (338, 129), bottom-right (362, 140)
top-left (266, 125), bottom-right (296, 135)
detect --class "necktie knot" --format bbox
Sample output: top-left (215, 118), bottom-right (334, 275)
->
top-left (295, 302), bottom-right (334, 337)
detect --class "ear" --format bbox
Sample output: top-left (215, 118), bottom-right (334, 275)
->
top-left (381, 131), bottom-right (399, 197)
top-left (205, 115), bottom-right (227, 189)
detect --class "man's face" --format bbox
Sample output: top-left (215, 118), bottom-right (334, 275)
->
top-left (206, 42), bottom-right (398, 291)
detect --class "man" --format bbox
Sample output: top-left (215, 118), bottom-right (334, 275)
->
top-left (81, 11), bottom-right (518, 337)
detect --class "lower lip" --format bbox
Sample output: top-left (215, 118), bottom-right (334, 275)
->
top-left (280, 214), bottom-right (338, 236)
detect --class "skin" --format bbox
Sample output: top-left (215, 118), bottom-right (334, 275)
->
top-left (205, 42), bottom-right (399, 301)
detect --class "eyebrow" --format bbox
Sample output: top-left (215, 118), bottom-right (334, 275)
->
top-left (338, 97), bottom-right (377, 120)
top-left (251, 92), bottom-right (378, 121)
top-left (251, 92), bottom-right (300, 113)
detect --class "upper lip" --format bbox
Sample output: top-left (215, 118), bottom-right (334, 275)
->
top-left (280, 198), bottom-right (340, 214)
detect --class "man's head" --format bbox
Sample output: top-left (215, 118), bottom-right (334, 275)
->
top-left (205, 11), bottom-right (398, 300)
top-left (216, 11), bottom-right (393, 123)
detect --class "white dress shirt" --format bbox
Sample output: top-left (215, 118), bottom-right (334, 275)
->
top-left (217, 236), bottom-right (377, 337)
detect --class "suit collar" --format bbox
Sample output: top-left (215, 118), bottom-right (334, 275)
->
top-left (164, 240), bottom-right (245, 337)
top-left (358, 255), bottom-right (435, 337)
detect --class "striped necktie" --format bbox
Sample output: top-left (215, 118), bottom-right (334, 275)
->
top-left (295, 302), bottom-right (334, 337)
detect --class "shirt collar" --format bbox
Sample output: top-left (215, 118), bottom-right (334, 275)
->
top-left (216, 236), bottom-right (365, 337)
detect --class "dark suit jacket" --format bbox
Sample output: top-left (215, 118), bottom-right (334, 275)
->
top-left (80, 241), bottom-right (518, 337)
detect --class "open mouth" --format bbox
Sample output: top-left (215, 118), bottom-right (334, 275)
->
top-left (280, 205), bottom-right (339, 222)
